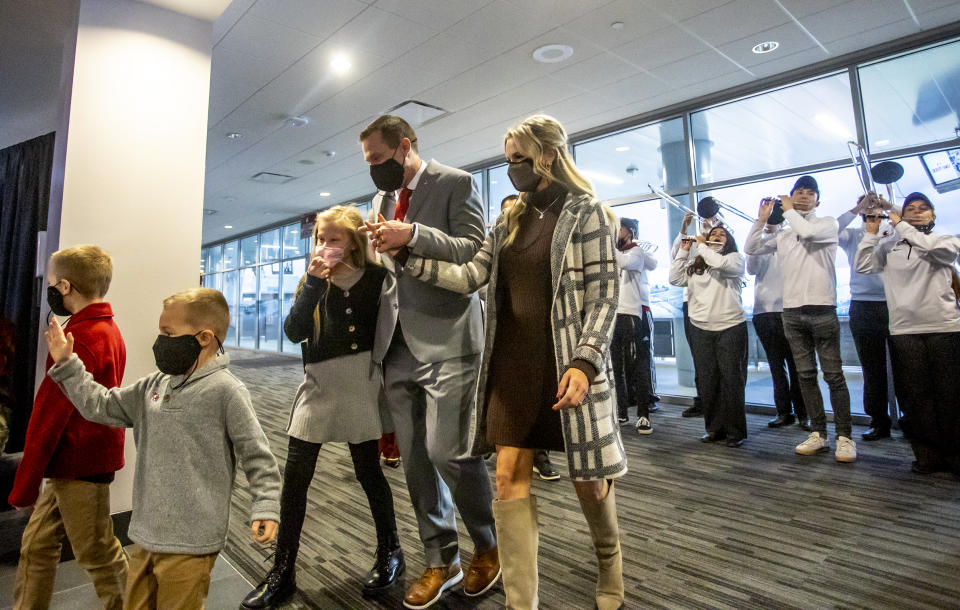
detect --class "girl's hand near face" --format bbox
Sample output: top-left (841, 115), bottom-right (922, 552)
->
top-left (307, 254), bottom-right (327, 278)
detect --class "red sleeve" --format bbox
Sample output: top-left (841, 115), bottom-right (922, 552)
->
top-left (8, 341), bottom-right (100, 508)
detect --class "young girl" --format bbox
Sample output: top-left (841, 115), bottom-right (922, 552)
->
top-left (241, 206), bottom-right (403, 609)
top-left (670, 226), bottom-right (749, 447)
top-left (855, 192), bottom-right (960, 477)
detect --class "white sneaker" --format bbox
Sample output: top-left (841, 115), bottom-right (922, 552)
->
top-left (835, 436), bottom-right (857, 463)
top-left (635, 417), bottom-right (652, 435)
top-left (795, 431), bottom-right (828, 455)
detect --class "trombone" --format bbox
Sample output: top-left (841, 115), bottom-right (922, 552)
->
top-left (847, 140), bottom-right (904, 210)
top-left (847, 140), bottom-right (876, 197)
top-left (710, 197), bottom-right (756, 223)
top-left (648, 184), bottom-right (702, 234)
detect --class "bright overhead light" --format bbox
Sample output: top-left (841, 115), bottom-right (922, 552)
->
top-left (813, 113), bottom-right (853, 139)
top-left (615, 146), bottom-right (630, 152)
top-left (532, 44), bottom-right (573, 64)
top-left (319, 192), bottom-right (331, 197)
top-left (582, 170), bottom-right (624, 185)
top-left (490, 180), bottom-right (498, 185)
top-left (224, 225), bottom-right (233, 229)
top-left (752, 41), bottom-right (779, 54)
top-left (330, 54), bottom-right (351, 73)
top-left (226, 132), bottom-right (243, 139)
top-left (874, 139), bottom-right (890, 147)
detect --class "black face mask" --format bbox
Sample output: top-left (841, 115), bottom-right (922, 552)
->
top-left (369, 145), bottom-right (405, 192)
top-left (47, 284), bottom-right (72, 317)
top-left (153, 333), bottom-right (203, 376)
top-left (507, 158), bottom-right (541, 192)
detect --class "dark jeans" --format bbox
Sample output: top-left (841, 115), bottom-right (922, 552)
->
top-left (848, 300), bottom-right (892, 430)
top-left (611, 312), bottom-right (655, 418)
top-left (682, 302), bottom-right (702, 409)
top-left (753, 312), bottom-right (806, 420)
top-left (689, 322), bottom-right (748, 440)
top-left (782, 307), bottom-right (851, 438)
top-left (889, 332), bottom-right (960, 472)
top-left (278, 436), bottom-right (398, 555)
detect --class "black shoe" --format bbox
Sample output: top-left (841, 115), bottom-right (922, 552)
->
top-left (682, 406), bottom-right (704, 418)
top-left (911, 460), bottom-right (935, 475)
top-left (797, 419), bottom-right (812, 431)
top-left (861, 427), bottom-right (891, 441)
top-left (241, 548), bottom-right (297, 609)
top-left (648, 403), bottom-right (660, 413)
top-left (533, 453), bottom-right (560, 481)
top-left (700, 432), bottom-right (726, 443)
top-left (767, 414), bottom-right (795, 428)
top-left (617, 413), bottom-right (629, 424)
top-left (725, 438), bottom-right (744, 448)
top-left (364, 533), bottom-right (405, 593)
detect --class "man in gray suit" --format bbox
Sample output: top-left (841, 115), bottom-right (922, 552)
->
top-left (359, 115), bottom-right (498, 610)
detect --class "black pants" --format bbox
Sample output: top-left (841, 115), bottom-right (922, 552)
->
top-left (682, 302), bottom-right (702, 409)
top-left (277, 436), bottom-right (398, 555)
top-left (753, 312), bottom-right (806, 420)
top-left (888, 332), bottom-right (960, 473)
top-left (689, 322), bottom-right (748, 440)
top-left (848, 300), bottom-right (892, 430)
top-left (611, 312), bottom-right (654, 418)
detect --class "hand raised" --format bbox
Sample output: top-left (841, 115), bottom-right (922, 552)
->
top-left (758, 199), bottom-right (774, 222)
top-left (45, 318), bottom-right (74, 365)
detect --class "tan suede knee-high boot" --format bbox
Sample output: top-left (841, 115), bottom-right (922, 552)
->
top-left (492, 496), bottom-right (539, 610)
top-left (578, 483), bottom-right (624, 610)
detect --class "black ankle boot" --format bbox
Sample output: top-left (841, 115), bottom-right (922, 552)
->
top-left (241, 548), bottom-right (297, 609)
top-left (363, 532), bottom-right (404, 593)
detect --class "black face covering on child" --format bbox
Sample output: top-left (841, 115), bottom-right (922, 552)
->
top-left (153, 333), bottom-right (204, 376)
top-left (47, 285), bottom-right (72, 317)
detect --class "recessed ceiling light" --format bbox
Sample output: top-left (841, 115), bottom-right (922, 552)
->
top-left (224, 225), bottom-right (233, 229)
top-left (751, 41), bottom-right (779, 54)
top-left (331, 54), bottom-right (351, 73)
top-left (319, 192), bottom-right (331, 197)
top-left (610, 21), bottom-right (625, 30)
top-left (532, 44), bottom-right (573, 64)
top-left (287, 116), bottom-right (309, 128)
top-left (615, 146), bottom-right (630, 152)
top-left (226, 132), bottom-right (243, 139)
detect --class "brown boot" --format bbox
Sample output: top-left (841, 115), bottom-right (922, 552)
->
top-left (464, 545), bottom-right (500, 597)
top-left (578, 482), bottom-right (624, 610)
top-left (403, 563), bottom-right (461, 610)
top-left (492, 496), bottom-right (539, 609)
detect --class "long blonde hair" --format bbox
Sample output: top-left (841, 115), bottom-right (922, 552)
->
top-left (502, 115), bottom-right (605, 245)
top-left (299, 205), bottom-right (371, 341)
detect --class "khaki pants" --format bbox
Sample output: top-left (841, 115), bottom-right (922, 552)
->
top-left (124, 546), bottom-right (218, 610)
top-left (14, 479), bottom-right (127, 610)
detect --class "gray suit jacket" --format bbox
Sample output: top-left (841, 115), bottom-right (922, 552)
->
top-left (371, 159), bottom-right (485, 364)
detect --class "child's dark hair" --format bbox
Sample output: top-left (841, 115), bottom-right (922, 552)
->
top-left (687, 226), bottom-right (738, 276)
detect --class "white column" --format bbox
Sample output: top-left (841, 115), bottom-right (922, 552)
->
top-left (56, 0), bottom-right (213, 512)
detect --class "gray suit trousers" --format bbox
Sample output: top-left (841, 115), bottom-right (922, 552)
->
top-left (382, 332), bottom-right (496, 567)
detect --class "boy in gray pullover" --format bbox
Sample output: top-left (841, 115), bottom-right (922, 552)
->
top-left (44, 288), bottom-right (281, 609)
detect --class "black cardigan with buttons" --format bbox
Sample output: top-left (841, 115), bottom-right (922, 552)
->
top-left (283, 265), bottom-right (388, 364)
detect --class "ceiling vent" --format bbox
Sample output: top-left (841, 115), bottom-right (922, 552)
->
top-left (384, 100), bottom-right (449, 126)
top-left (251, 171), bottom-right (296, 184)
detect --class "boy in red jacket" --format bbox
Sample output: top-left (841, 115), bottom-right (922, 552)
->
top-left (10, 245), bottom-right (127, 610)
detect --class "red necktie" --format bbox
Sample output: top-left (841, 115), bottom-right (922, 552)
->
top-left (394, 188), bottom-right (412, 221)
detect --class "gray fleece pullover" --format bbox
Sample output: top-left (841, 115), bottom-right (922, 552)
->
top-left (49, 353), bottom-right (281, 555)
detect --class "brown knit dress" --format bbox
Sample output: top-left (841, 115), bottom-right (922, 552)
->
top-left (485, 182), bottom-right (567, 451)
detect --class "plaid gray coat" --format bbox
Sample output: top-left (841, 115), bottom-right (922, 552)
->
top-left (404, 192), bottom-right (627, 480)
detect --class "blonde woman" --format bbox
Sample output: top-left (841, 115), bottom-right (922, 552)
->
top-left (242, 206), bottom-right (402, 609)
top-left (386, 115), bottom-right (626, 609)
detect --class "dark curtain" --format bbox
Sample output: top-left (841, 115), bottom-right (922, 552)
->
top-left (0, 132), bottom-right (54, 453)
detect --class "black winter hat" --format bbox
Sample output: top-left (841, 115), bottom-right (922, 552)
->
top-left (791, 175), bottom-right (819, 197)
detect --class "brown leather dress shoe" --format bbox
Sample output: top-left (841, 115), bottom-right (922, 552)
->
top-left (463, 546), bottom-right (501, 597)
top-left (403, 563), bottom-right (462, 610)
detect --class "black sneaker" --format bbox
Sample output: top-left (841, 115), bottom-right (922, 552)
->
top-left (681, 405), bottom-right (703, 418)
top-left (533, 453), bottom-right (560, 481)
top-left (635, 417), bottom-right (652, 435)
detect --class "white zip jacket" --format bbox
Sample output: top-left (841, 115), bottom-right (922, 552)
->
top-left (855, 222), bottom-right (960, 335)
top-left (670, 246), bottom-right (745, 331)
top-left (744, 209), bottom-right (839, 308)
top-left (616, 244), bottom-right (657, 314)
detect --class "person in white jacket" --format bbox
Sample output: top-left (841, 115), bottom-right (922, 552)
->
top-left (744, 176), bottom-right (856, 463)
top-left (670, 226), bottom-right (748, 447)
top-left (855, 192), bottom-right (960, 477)
top-left (612, 217), bottom-right (658, 434)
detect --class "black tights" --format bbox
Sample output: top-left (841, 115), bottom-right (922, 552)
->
top-left (277, 436), bottom-right (397, 555)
